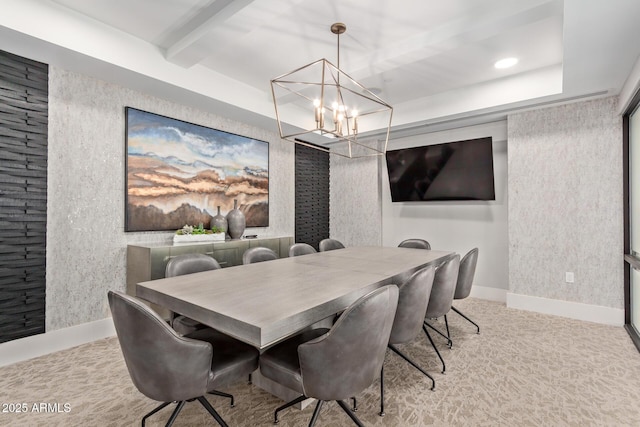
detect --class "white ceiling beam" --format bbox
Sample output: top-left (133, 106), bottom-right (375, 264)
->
top-left (165, 0), bottom-right (256, 68)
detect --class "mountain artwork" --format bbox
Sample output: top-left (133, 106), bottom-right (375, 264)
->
top-left (125, 107), bottom-right (269, 232)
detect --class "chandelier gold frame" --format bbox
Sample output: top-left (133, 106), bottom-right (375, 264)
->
top-left (270, 23), bottom-right (393, 158)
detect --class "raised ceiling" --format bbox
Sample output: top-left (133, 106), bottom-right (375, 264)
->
top-left (1, 0), bottom-right (640, 135)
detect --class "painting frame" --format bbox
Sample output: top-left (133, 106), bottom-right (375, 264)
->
top-left (124, 107), bottom-right (269, 232)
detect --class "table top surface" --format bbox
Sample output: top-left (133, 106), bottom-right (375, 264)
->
top-left (136, 246), bottom-right (454, 349)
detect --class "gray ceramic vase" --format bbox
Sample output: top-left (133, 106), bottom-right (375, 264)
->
top-left (226, 199), bottom-right (246, 239)
top-left (211, 206), bottom-right (228, 234)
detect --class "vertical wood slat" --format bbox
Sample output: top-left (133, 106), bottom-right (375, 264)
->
top-left (295, 144), bottom-right (330, 251)
top-left (0, 49), bottom-right (48, 343)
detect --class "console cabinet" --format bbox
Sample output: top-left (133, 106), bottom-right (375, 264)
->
top-left (126, 236), bottom-right (293, 297)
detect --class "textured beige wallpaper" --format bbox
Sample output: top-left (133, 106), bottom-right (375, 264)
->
top-left (329, 147), bottom-right (381, 246)
top-left (47, 67), bottom-right (293, 331)
top-left (508, 96), bottom-right (623, 308)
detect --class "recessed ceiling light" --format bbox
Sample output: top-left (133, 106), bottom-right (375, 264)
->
top-left (494, 57), bottom-right (518, 69)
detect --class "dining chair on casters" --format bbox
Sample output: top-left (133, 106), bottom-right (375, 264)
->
top-left (423, 254), bottom-right (460, 374)
top-left (379, 265), bottom-right (436, 417)
top-left (288, 242), bottom-right (317, 257)
top-left (108, 291), bottom-right (259, 427)
top-left (259, 285), bottom-right (399, 426)
top-left (398, 238), bottom-right (431, 250)
top-left (448, 248), bottom-right (480, 334)
top-left (165, 253), bottom-right (221, 336)
top-left (318, 238), bottom-right (345, 252)
top-left (242, 246), bottom-right (278, 264)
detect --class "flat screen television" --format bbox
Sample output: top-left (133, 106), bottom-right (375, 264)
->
top-left (385, 137), bottom-right (495, 202)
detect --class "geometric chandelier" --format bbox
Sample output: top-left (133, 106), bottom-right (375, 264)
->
top-left (270, 23), bottom-right (393, 158)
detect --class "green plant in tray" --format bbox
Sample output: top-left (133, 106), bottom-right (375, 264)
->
top-left (176, 223), bottom-right (225, 235)
top-left (210, 225), bottom-right (224, 234)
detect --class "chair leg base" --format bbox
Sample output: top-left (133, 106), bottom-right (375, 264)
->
top-left (308, 400), bottom-right (324, 427)
top-left (444, 315), bottom-right (452, 349)
top-left (274, 394), bottom-right (307, 424)
top-left (165, 401), bottom-right (186, 427)
top-left (425, 319), bottom-right (452, 348)
top-left (208, 389), bottom-right (235, 407)
top-left (423, 324), bottom-right (446, 374)
top-left (379, 364), bottom-right (385, 416)
top-left (140, 397), bottom-right (228, 427)
top-left (337, 399), bottom-right (365, 427)
top-left (141, 401), bottom-right (171, 427)
top-left (388, 344), bottom-right (436, 390)
top-left (452, 306), bottom-right (480, 334)
top-left (197, 396), bottom-right (229, 427)
top-left (302, 399), bottom-right (365, 427)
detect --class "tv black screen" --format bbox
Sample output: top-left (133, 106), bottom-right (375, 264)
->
top-left (385, 137), bottom-right (495, 202)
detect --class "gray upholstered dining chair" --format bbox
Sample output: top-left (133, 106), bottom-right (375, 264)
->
top-left (242, 246), bottom-right (278, 264)
top-left (108, 290), bottom-right (259, 427)
top-left (288, 242), bottom-right (317, 257)
top-left (166, 252), bottom-right (221, 277)
top-left (379, 265), bottom-right (436, 417)
top-left (318, 238), bottom-right (345, 252)
top-left (398, 238), bottom-right (431, 250)
top-left (259, 285), bottom-right (399, 426)
top-left (165, 253), bottom-right (221, 336)
top-left (448, 248), bottom-right (480, 334)
top-left (423, 254), bottom-right (460, 374)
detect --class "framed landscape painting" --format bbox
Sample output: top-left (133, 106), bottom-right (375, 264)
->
top-left (125, 107), bottom-right (269, 232)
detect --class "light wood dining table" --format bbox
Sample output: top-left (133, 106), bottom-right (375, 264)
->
top-left (136, 245), bottom-right (455, 350)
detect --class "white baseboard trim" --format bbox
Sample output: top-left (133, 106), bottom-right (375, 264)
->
top-left (470, 285), bottom-right (508, 302)
top-left (506, 293), bottom-right (625, 326)
top-left (0, 317), bottom-right (115, 367)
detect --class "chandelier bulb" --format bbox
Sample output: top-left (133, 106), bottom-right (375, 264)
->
top-left (313, 99), bottom-right (324, 128)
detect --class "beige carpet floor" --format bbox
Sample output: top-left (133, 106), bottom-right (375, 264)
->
top-left (1, 298), bottom-right (640, 427)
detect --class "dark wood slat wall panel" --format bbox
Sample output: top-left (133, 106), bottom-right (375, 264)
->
top-left (0, 49), bottom-right (48, 343)
top-left (295, 144), bottom-right (329, 251)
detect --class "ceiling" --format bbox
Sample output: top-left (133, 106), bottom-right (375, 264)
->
top-left (2, 0), bottom-right (640, 137)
